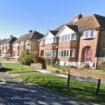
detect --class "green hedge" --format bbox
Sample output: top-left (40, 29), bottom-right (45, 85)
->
top-left (101, 62), bottom-right (105, 71)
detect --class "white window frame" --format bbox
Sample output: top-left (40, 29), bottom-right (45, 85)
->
top-left (70, 49), bottom-right (75, 57)
top-left (27, 40), bottom-right (30, 44)
top-left (7, 43), bottom-right (9, 46)
top-left (58, 49), bottom-right (75, 58)
top-left (59, 33), bottom-right (76, 42)
top-left (82, 30), bottom-right (96, 39)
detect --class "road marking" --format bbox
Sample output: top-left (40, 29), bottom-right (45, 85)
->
top-left (0, 77), bottom-right (6, 84)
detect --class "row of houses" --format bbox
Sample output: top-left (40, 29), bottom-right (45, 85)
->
top-left (0, 13), bottom-right (105, 69)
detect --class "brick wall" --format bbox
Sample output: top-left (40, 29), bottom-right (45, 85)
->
top-left (78, 30), bottom-right (100, 63)
top-left (31, 39), bottom-right (39, 55)
top-left (31, 63), bottom-right (43, 69)
top-left (58, 33), bottom-right (80, 62)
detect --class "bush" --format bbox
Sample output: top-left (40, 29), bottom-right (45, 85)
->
top-left (29, 51), bottom-right (38, 62)
top-left (101, 62), bottom-right (105, 71)
top-left (21, 55), bottom-right (31, 65)
top-left (50, 60), bottom-right (55, 66)
top-left (54, 70), bottom-right (59, 73)
top-left (45, 58), bottom-right (50, 65)
top-left (21, 48), bottom-right (29, 58)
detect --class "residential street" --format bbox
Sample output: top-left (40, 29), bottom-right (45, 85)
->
top-left (0, 72), bottom-right (78, 105)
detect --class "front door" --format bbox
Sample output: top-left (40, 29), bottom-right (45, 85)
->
top-left (85, 48), bottom-right (92, 62)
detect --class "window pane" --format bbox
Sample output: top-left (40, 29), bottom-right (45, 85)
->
top-left (52, 50), bottom-right (55, 57)
top-left (70, 49), bottom-right (74, 57)
top-left (64, 50), bottom-right (66, 57)
top-left (65, 35), bottom-right (67, 41)
top-left (67, 50), bottom-right (69, 57)
top-left (59, 51), bottom-right (61, 57)
top-left (62, 36), bottom-right (64, 41)
top-left (85, 31), bottom-right (89, 38)
top-left (61, 50), bottom-right (63, 57)
top-left (68, 34), bottom-right (70, 40)
top-left (90, 30), bottom-right (95, 37)
top-left (71, 34), bottom-right (76, 40)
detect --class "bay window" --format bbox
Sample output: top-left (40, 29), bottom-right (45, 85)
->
top-left (58, 49), bottom-right (75, 58)
top-left (45, 50), bottom-right (56, 57)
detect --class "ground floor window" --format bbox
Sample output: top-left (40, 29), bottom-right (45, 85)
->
top-left (58, 49), bottom-right (75, 57)
top-left (45, 50), bottom-right (56, 57)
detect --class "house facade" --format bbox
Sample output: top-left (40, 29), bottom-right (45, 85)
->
top-left (0, 36), bottom-right (17, 57)
top-left (39, 13), bottom-right (105, 69)
top-left (13, 30), bottom-right (44, 58)
top-left (39, 30), bottom-right (58, 61)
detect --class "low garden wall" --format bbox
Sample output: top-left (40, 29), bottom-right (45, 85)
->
top-left (47, 65), bottom-right (105, 81)
top-left (31, 63), bottom-right (43, 69)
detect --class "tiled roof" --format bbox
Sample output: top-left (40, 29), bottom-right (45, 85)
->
top-left (2, 36), bottom-right (17, 44)
top-left (14, 31), bottom-right (44, 43)
top-left (55, 14), bottom-right (105, 32)
top-left (0, 39), bottom-right (6, 45)
top-left (49, 30), bottom-right (58, 36)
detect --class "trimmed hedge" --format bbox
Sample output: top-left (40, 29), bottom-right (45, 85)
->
top-left (101, 62), bottom-right (105, 71)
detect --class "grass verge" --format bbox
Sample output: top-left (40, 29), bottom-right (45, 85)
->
top-left (18, 74), bottom-right (105, 104)
top-left (2, 63), bottom-right (37, 74)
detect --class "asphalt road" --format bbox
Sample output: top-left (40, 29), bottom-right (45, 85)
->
top-left (0, 72), bottom-right (78, 105)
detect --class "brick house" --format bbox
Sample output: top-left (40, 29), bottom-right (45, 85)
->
top-left (39, 13), bottom-right (105, 69)
top-left (0, 35), bottom-right (17, 57)
top-left (13, 30), bottom-right (44, 58)
top-left (39, 30), bottom-right (58, 61)
top-left (0, 39), bottom-right (6, 55)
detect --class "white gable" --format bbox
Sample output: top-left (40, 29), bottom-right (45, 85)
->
top-left (57, 26), bottom-right (75, 36)
top-left (45, 32), bottom-right (54, 39)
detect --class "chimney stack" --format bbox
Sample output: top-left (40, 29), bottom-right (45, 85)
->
top-left (10, 35), bottom-right (12, 37)
top-left (29, 30), bottom-right (33, 33)
top-left (74, 13), bottom-right (82, 21)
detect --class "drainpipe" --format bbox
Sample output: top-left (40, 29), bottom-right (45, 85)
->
top-left (95, 29), bottom-right (102, 69)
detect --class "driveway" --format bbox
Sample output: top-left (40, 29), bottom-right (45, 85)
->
top-left (0, 72), bottom-right (79, 105)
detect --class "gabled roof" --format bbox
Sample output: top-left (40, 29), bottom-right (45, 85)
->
top-left (49, 30), bottom-right (58, 36)
top-left (55, 14), bottom-right (105, 32)
top-left (66, 25), bottom-right (78, 32)
top-left (0, 39), bottom-right (6, 45)
top-left (2, 36), bottom-right (17, 44)
top-left (14, 30), bottom-right (44, 43)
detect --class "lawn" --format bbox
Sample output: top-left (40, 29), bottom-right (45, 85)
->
top-left (1, 63), bottom-right (37, 74)
top-left (18, 74), bottom-right (105, 104)
top-left (53, 65), bottom-right (76, 69)
top-left (88, 70), bottom-right (105, 75)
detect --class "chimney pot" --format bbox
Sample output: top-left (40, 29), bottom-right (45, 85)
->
top-left (10, 35), bottom-right (12, 37)
top-left (74, 13), bottom-right (82, 21)
top-left (29, 30), bottom-right (33, 33)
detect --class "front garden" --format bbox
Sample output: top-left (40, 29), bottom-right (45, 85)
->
top-left (2, 63), bottom-right (37, 74)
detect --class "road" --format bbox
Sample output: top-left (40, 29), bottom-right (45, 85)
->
top-left (0, 72), bottom-right (78, 105)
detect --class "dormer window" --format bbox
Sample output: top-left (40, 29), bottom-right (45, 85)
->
top-left (82, 30), bottom-right (96, 39)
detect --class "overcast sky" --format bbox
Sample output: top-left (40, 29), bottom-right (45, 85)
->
top-left (0, 0), bottom-right (105, 39)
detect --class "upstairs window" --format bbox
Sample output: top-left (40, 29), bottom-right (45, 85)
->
top-left (82, 30), bottom-right (96, 39)
top-left (21, 41), bottom-right (25, 45)
top-left (45, 50), bottom-right (56, 57)
top-left (27, 40), bottom-right (30, 44)
top-left (59, 33), bottom-right (76, 42)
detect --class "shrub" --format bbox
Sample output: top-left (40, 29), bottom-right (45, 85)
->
top-left (101, 62), bottom-right (105, 71)
top-left (45, 58), bottom-right (50, 65)
top-left (54, 70), bottom-right (59, 73)
top-left (21, 55), bottom-right (31, 65)
top-left (50, 60), bottom-right (55, 66)
top-left (29, 51), bottom-right (38, 62)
